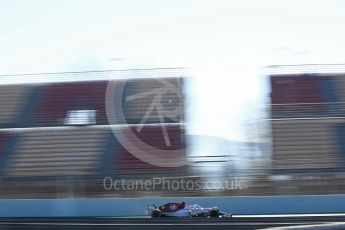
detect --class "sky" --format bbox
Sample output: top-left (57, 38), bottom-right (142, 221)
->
top-left (1, 0), bottom-right (345, 141)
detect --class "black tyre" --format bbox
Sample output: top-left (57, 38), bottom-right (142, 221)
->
top-left (209, 207), bottom-right (220, 218)
top-left (151, 209), bottom-right (162, 218)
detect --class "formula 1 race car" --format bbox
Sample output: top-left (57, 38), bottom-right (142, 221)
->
top-left (146, 202), bottom-right (231, 218)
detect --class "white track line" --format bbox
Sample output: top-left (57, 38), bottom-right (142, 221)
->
top-left (261, 222), bottom-right (345, 230)
top-left (0, 222), bottom-right (323, 226)
top-left (233, 213), bottom-right (345, 218)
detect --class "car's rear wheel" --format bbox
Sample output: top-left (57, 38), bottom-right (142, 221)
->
top-left (209, 207), bottom-right (220, 218)
top-left (151, 209), bottom-right (162, 218)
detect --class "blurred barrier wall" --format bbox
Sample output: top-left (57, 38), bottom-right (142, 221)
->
top-left (0, 195), bottom-right (345, 217)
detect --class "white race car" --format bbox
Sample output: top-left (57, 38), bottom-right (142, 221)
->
top-left (146, 202), bottom-right (231, 218)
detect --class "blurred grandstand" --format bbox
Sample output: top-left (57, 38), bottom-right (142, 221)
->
top-left (0, 68), bottom-right (189, 198)
top-left (2, 65), bottom-right (345, 199)
top-left (269, 64), bottom-right (345, 195)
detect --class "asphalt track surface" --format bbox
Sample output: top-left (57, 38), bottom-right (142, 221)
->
top-left (0, 216), bottom-right (345, 230)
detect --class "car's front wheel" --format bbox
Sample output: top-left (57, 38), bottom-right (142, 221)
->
top-left (209, 207), bottom-right (220, 218)
top-left (151, 209), bottom-right (162, 218)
